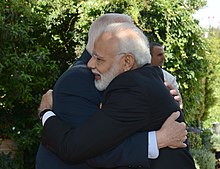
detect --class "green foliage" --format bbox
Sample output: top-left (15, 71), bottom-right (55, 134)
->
top-left (188, 132), bottom-right (202, 149)
top-left (31, 0), bottom-right (151, 71)
top-left (0, 0), bottom-right (215, 168)
top-left (0, 153), bottom-right (19, 169)
top-left (190, 148), bottom-right (216, 169)
top-left (9, 121), bottom-right (42, 169)
top-left (194, 159), bottom-right (200, 169)
top-left (31, 0), bottom-right (80, 71)
top-left (200, 128), bottom-right (214, 150)
top-left (140, 0), bottom-right (209, 125)
top-left (30, 0), bottom-right (212, 126)
top-left (0, 0), bottom-right (59, 168)
top-left (203, 28), bottom-right (220, 128)
top-left (188, 129), bottom-right (219, 169)
top-left (211, 134), bottom-right (220, 151)
top-left (0, 0), bottom-right (60, 110)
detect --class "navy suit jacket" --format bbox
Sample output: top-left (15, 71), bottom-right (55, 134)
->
top-left (36, 49), bottom-right (150, 169)
top-left (41, 56), bottom-right (196, 168)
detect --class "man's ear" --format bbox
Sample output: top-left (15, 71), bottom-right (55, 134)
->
top-left (122, 54), bottom-right (135, 72)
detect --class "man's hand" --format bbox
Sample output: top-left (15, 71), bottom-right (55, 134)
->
top-left (164, 82), bottom-right (183, 109)
top-left (156, 111), bottom-right (187, 149)
top-left (38, 89), bottom-right (53, 116)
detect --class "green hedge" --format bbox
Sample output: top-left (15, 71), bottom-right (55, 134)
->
top-left (191, 148), bottom-right (216, 169)
top-left (0, 0), bottom-right (215, 168)
top-left (0, 153), bottom-right (19, 169)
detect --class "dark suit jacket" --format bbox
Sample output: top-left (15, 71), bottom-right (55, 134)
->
top-left (41, 57), bottom-right (196, 168)
top-left (37, 50), bottom-right (150, 169)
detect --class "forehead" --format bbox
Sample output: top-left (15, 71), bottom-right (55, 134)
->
top-left (94, 32), bottom-right (120, 56)
top-left (152, 46), bottom-right (164, 55)
top-left (153, 45), bottom-right (164, 52)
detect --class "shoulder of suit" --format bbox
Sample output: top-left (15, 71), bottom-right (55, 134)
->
top-left (110, 65), bottom-right (158, 85)
top-left (63, 63), bottom-right (90, 76)
top-left (54, 63), bottom-right (92, 89)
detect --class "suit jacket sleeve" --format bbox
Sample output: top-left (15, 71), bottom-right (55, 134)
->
top-left (41, 71), bottom-right (152, 166)
top-left (86, 132), bottom-right (148, 168)
top-left (42, 112), bottom-right (150, 167)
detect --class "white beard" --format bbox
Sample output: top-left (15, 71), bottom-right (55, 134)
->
top-left (94, 62), bottom-right (121, 91)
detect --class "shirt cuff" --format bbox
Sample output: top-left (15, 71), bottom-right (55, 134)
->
top-left (148, 131), bottom-right (159, 159)
top-left (42, 111), bottom-right (56, 126)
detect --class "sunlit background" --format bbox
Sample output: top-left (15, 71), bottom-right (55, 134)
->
top-left (194, 0), bottom-right (220, 28)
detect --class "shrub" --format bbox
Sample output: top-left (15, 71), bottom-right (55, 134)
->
top-left (200, 128), bottom-right (214, 150)
top-left (191, 148), bottom-right (216, 169)
top-left (188, 131), bottom-right (202, 149)
top-left (0, 153), bottom-right (18, 169)
top-left (211, 134), bottom-right (220, 151)
top-left (194, 158), bottom-right (200, 169)
top-left (10, 121), bottom-right (42, 169)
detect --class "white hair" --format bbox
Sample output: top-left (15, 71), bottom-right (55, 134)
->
top-left (102, 22), bottom-right (151, 66)
top-left (86, 13), bottom-right (133, 53)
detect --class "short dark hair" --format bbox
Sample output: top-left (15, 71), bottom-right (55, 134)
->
top-left (149, 42), bottom-right (163, 55)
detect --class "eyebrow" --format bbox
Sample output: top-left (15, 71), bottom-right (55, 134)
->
top-left (92, 51), bottom-right (104, 59)
top-left (92, 50), bottom-right (97, 56)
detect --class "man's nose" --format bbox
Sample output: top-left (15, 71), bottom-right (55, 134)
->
top-left (87, 56), bottom-right (95, 69)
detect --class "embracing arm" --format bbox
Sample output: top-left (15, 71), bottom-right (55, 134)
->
top-left (86, 111), bottom-right (186, 168)
top-left (41, 109), bottom-right (144, 164)
top-left (41, 110), bottom-right (186, 166)
top-left (39, 52), bottom-right (185, 167)
top-left (39, 68), bottom-right (186, 166)
top-left (39, 74), bottom-right (153, 167)
top-left (41, 111), bottom-right (151, 167)
top-left (86, 132), bottom-right (149, 168)
top-left (39, 86), bottom-right (152, 167)
top-left (41, 90), bottom-right (186, 166)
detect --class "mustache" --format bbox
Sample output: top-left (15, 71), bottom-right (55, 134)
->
top-left (91, 69), bottom-right (100, 75)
